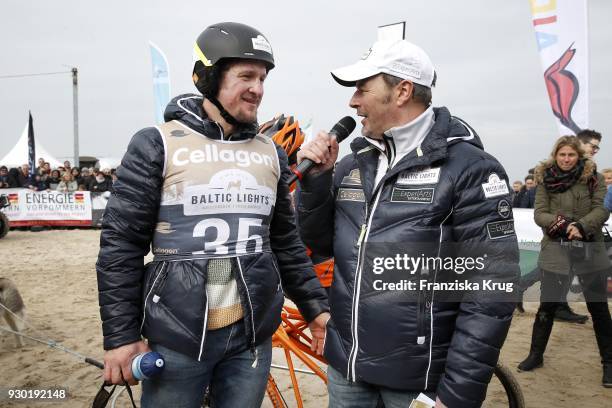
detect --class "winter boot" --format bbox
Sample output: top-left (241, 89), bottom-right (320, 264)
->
top-left (591, 307), bottom-right (612, 387)
top-left (554, 303), bottom-right (588, 324)
top-left (604, 363), bottom-right (612, 388)
top-left (518, 310), bottom-right (554, 372)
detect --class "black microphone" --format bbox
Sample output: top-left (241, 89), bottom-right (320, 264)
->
top-left (288, 116), bottom-right (356, 185)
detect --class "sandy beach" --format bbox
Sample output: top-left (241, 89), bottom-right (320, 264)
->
top-left (1, 229), bottom-right (610, 407)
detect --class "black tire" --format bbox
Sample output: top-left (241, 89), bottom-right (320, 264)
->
top-left (494, 362), bottom-right (525, 408)
top-left (0, 212), bottom-right (8, 239)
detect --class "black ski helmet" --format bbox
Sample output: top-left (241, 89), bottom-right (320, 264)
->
top-left (192, 22), bottom-right (275, 100)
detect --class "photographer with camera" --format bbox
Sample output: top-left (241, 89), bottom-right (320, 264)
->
top-left (517, 136), bottom-right (612, 387)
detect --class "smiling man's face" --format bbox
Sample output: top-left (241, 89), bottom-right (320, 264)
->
top-left (217, 60), bottom-right (268, 124)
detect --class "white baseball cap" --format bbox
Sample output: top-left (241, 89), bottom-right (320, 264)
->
top-left (331, 39), bottom-right (436, 88)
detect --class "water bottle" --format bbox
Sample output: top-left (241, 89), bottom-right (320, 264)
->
top-left (131, 351), bottom-right (165, 380)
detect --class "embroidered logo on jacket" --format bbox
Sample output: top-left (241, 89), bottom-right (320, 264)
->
top-left (337, 188), bottom-right (365, 202)
top-left (390, 187), bottom-right (435, 204)
top-left (396, 167), bottom-right (441, 185)
top-left (481, 173), bottom-right (509, 198)
top-left (497, 200), bottom-right (511, 219)
top-left (486, 220), bottom-right (515, 239)
top-left (341, 168), bottom-right (362, 186)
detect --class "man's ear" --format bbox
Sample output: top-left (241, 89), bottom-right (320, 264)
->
top-left (396, 80), bottom-right (414, 106)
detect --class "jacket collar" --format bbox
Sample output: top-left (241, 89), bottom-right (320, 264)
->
top-left (163, 94), bottom-right (258, 141)
top-left (384, 106), bottom-right (435, 161)
top-left (349, 107), bottom-right (483, 202)
top-left (351, 107), bottom-right (453, 170)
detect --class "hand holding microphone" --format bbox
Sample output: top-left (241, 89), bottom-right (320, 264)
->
top-left (292, 116), bottom-right (356, 183)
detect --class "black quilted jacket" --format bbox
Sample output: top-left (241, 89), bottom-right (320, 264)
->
top-left (96, 94), bottom-right (328, 359)
top-left (298, 107), bottom-right (519, 408)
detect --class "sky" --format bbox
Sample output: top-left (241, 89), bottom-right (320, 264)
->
top-left (1, 0), bottom-right (610, 181)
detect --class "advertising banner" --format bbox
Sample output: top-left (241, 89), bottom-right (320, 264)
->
top-left (1, 188), bottom-right (92, 226)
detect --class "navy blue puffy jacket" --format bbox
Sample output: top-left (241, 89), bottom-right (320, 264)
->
top-left (96, 94), bottom-right (328, 359)
top-left (298, 107), bottom-right (519, 408)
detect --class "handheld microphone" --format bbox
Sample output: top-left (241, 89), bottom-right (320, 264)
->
top-left (289, 116), bottom-right (356, 184)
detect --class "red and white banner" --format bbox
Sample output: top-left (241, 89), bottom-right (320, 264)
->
top-left (529, 0), bottom-right (589, 135)
top-left (1, 188), bottom-right (92, 226)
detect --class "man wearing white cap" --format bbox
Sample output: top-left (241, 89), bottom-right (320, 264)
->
top-left (297, 39), bottom-right (520, 407)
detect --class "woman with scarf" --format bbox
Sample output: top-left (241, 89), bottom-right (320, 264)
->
top-left (517, 136), bottom-right (612, 387)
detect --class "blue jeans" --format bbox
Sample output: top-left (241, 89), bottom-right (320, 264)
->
top-left (141, 320), bottom-right (272, 408)
top-left (327, 366), bottom-right (435, 408)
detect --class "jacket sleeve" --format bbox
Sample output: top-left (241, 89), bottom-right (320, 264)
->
top-left (296, 164), bottom-right (340, 258)
top-left (96, 127), bottom-right (164, 350)
top-left (578, 174), bottom-right (610, 236)
top-left (269, 145), bottom-right (328, 322)
top-left (605, 186), bottom-right (612, 212)
top-left (436, 156), bottom-right (520, 408)
top-left (534, 184), bottom-right (556, 229)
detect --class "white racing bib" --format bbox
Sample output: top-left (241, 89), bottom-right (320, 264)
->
top-left (153, 121), bottom-right (280, 257)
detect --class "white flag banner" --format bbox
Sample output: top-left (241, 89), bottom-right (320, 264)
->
top-left (529, 0), bottom-right (589, 135)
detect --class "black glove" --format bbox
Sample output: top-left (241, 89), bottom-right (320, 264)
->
top-left (547, 215), bottom-right (571, 239)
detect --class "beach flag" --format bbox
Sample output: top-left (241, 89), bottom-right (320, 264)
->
top-left (27, 111), bottom-right (36, 177)
top-left (149, 41), bottom-right (171, 124)
top-left (529, 0), bottom-right (589, 135)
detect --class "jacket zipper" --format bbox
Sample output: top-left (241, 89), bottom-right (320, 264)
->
top-left (271, 259), bottom-right (284, 293)
top-left (416, 267), bottom-right (428, 345)
top-left (347, 184), bottom-right (384, 381)
top-left (215, 122), bottom-right (225, 140)
top-left (197, 292), bottom-right (209, 361)
top-left (346, 146), bottom-right (391, 381)
top-left (423, 208), bottom-right (453, 389)
top-left (235, 257), bottom-right (257, 353)
top-left (347, 213), bottom-right (367, 381)
top-left (346, 145), bottom-right (443, 380)
top-left (153, 266), bottom-right (170, 299)
top-left (140, 261), bottom-right (167, 332)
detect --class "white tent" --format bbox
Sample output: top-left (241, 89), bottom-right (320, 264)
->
top-left (96, 156), bottom-right (123, 170)
top-left (0, 123), bottom-right (63, 169)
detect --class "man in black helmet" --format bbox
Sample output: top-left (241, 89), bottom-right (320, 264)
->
top-left (96, 22), bottom-right (329, 408)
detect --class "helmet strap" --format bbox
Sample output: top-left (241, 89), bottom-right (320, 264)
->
top-left (205, 94), bottom-right (241, 128)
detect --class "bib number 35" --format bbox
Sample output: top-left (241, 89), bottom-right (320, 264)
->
top-left (192, 218), bottom-right (263, 255)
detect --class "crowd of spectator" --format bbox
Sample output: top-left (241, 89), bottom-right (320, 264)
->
top-left (511, 174), bottom-right (537, 209)
top-left (1, 132), bottom-right (611, 211)
top-left (0, 158), bottom-right (117, 193)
